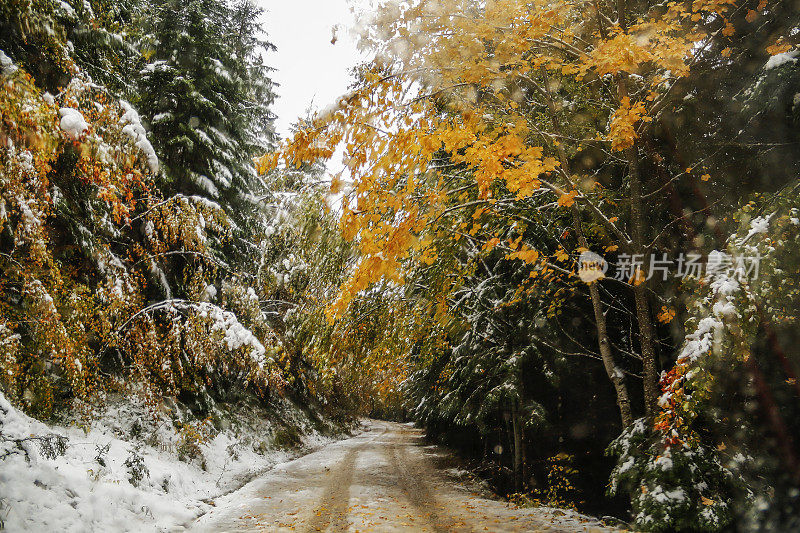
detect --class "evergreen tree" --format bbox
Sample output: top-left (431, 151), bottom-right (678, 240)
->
top-left (137, 0), bottom-right (276, 228)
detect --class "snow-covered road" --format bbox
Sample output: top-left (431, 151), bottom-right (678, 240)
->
top-left (189, 420), bottom-right (617, 532)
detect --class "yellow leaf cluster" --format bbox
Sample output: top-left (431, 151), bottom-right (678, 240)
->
top-left (584, 32), bottom-right (653, 76)
top-left (256, 0), bottom-right (756, 320)
top-left (557, 190), bottom-right (579, 208)
top-left (609, 97), bottom-right (649, 152)
top-left (506, 246), bottom-right (540, 264)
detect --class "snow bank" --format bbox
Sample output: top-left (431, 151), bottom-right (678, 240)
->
top-left (59, 107), bottom-right (88, 139)
top-left (0, 392), bottom-right (342, 531)
top-left (0, 49), bottom-right (17, 76)
top-left (0, 393), bottom-right (200, 531)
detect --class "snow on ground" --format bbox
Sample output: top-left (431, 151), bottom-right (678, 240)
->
top-left (0, 49), bottom-right (17, 76)
top-left (193, 420), bottom-right (619, 532)
top-left (0, 391), bottom-right (349, 532)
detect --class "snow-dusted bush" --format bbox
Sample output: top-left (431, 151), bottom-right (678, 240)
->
top-left (609, 184), bottom-right (800, 531)
top-left (0, 388), bottom-right (340, 531)
top-left (607, 418), bottom-right (741, 531)
top-left (0, 54), bottom-right (283, 416)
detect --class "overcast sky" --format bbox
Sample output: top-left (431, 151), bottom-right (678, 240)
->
top-left (258, 1), bottom-right (368, 139)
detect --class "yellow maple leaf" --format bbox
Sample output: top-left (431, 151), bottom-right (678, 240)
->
top-left (557, 190), bottom-right (579, 207)
top-left (609, 98), bottom-right (648, 151)
top-left (722, 22), bottom-right (735, 37)
top-left (506, 247), bottom-right (539, 264)
top-left (482, 237), bottom-right (501, 251)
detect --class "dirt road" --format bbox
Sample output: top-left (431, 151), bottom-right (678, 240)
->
top-left (190, 420), bottom-right (617, 532)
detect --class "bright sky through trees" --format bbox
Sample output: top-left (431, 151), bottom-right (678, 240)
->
top-left (259, 0), bottom-right (366, 138)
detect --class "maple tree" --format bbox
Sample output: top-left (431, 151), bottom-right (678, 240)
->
top-left (262, 0), bottom-right (755, 424)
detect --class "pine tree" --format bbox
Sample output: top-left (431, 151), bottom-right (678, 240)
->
top-left (137, 0), bottom-right (276, 228)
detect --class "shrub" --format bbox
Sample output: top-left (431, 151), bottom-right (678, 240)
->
top-left (123, 450), bottom-right (149, 486)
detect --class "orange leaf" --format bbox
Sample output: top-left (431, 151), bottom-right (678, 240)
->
top-left (557, 190), bottom-right (579, 207)
top-left (482, 237), bottom-right (502, 251)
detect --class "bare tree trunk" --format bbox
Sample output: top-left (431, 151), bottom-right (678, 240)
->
top-left (539, 70), bottom-right (635, 428)
top-left (619, 80), bottom-right (660, 417)
top-left (572, 210), bottom-right (634, 427)
top-left (589, 281), bottom-right (634, 426)
top-left (634, 282), bottom-right (659, 417)
top-left (512, 400), bottom-right (524, 491)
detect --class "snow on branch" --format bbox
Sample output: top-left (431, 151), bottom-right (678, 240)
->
top-left (116, 299), bottom-right (266, 366)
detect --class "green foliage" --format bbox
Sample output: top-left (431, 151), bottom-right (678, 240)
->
top-left (123, 449), bottom-right (149, 486)
top-left (136, 0), bottom-right (276, 229)
top-left (0, 0), bottom-right (326, 423)
top-left (607, 419), bottom-right (741, 532)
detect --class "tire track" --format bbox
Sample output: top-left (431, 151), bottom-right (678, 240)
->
top-left (303, 425), bottom-right (389, 532)
top-left (303, 446), bottom-right (360, 532)
top-left (384, 428), bottom-right (475, 533)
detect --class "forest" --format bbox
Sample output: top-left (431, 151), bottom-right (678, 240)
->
top-left (0, 0), bottom-right (799, 531)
